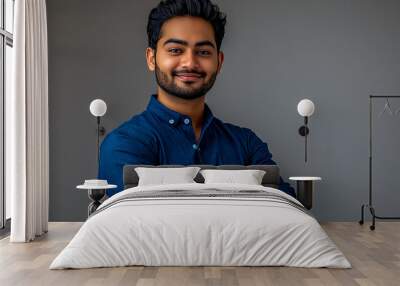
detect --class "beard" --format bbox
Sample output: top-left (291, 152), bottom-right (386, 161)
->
top-left (155, 63), bottom-right (218, 100)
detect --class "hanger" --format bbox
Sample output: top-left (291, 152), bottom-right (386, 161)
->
top-left (379, 97), bottom-right (393, 117)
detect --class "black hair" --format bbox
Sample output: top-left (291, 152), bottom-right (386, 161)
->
top-left (147, 0), bottom-right (227, 51)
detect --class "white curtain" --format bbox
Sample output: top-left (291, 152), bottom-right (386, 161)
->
top-left (7, 0), bottom-right (49, 242)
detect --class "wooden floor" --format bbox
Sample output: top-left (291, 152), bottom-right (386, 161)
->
top-left (0, 222), bottom-right (399, 286)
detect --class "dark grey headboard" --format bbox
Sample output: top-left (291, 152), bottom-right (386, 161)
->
top-left (123, 165), bottom-right (280, 189)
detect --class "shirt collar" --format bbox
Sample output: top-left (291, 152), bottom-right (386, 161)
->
top-left (146, 94), bottom-right (214, 127)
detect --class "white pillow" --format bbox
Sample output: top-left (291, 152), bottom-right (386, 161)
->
top-left (200, 169), bottom-right (266, 185)
top-left (135, 167), bottom-right (201, 186)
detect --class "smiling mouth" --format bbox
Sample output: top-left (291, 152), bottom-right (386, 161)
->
top-left (175, 73), bottom-right (203, 82)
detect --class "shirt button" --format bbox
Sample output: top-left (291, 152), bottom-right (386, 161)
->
top-left (192, 144), bottom-right (198, 150)
top-left (184, 118), bottom-right (190, 125)
top-left (168, 119), bottom-right (175, 124)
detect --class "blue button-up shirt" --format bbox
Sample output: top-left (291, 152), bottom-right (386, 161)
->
top-left (99, 94), bottom-right (295, 197)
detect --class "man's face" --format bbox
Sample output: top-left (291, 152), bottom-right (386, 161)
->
top-left (146, 16), bottom-right (224, 100)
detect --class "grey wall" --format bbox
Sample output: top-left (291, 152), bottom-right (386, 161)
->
top-left (48, 0), bottom-right (400, 222)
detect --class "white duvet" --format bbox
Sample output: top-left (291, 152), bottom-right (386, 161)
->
top-left (50, 183), bottom-right (351, 269)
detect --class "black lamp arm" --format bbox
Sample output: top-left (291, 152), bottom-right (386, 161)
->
top-left (96, 117), bottom-right (106, 136)
top-left (298, 116), bottom-right (310, 163)
top-left (96, 116), bottom-right (107, 178)
top-left (298, 116), bottom-right (309, 137)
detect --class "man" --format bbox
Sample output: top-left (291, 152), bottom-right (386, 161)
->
top-left (99, 0), bottom-right (295, 197)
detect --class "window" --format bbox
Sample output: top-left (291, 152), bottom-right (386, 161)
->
top-left (1, 0), bottom-right (14, 230)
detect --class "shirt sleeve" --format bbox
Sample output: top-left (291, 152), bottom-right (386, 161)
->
top-left (98, 127), bottom-right (158, 197)
top-left (244, 128), bottom-right (296, 198)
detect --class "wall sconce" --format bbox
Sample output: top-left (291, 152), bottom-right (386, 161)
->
top-left (89, 99), bottom-right (107, 172)
top-left (297, 99), bottom-right (315, 163)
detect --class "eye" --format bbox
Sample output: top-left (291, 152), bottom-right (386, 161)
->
top-left (197, 50), bottom-right (211, 56)
top-left (168, 48), bottom-right (182, 54)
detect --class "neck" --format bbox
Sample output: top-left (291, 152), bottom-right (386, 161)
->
top-left (156, 88), bottom-right (205, 130)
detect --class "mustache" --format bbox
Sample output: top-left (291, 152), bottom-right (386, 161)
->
top-left (172, 70), bottom-right (206, 77)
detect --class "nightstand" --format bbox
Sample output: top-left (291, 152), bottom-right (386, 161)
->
top-left (289, 177), bottom-right (322, 210)
top-left (77, 180), bottom-right (117, 217)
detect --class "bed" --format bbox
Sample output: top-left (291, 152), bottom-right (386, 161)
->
top-left (50, 165), bottom-right (351, 269)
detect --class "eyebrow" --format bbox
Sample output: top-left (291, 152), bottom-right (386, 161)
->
top-left (163, 38), bottom-right (216, 49)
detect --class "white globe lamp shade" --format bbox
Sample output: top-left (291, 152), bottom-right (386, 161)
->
top-left (90, 99), bottom-right (107, 117)
top-left (297, 99), bottom-right (315, 117)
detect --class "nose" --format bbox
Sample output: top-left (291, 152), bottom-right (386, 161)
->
top-left (181, 50), bottom-right (200, 70)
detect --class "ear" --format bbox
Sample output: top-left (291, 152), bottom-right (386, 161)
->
top-left (217, 51), bottom-right (224, 74)
top-left (146, 47), bottom-right (156, 71)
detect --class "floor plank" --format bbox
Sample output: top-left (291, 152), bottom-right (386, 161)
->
top-left (0, 222), bottom-right (399, 286)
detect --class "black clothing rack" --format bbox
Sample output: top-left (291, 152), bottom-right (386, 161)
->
top-left (359, 95), bottom-right (400, 230)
